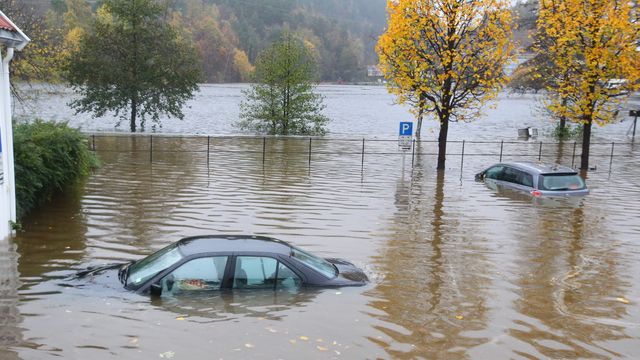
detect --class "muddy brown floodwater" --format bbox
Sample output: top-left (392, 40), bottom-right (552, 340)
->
top-left (3, 88), bottom-right (640, 359)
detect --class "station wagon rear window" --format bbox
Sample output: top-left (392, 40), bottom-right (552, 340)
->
top-left (538, 173), bottom-right (586, 191)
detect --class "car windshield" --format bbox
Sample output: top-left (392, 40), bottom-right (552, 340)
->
top-left (126, 243), bottom-right (183, 287)
top-left (291, 247), bottom-right (337, 278)
top-left (538, 173), bottom-right (586, 191)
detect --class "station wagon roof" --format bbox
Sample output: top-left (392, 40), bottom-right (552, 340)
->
top-left (177, 235), bottom-right (293, 256)
top-left (501, 161), bottom-right (577, 175)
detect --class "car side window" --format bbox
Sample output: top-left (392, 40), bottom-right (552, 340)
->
top-left (485, 166), bottom-right (503, 180)
top-left (501, 167), bottom-right (533, 187)
top-left (234, 256), bottom-right (278, 289)
top-left (160, 256), bottom-right (228, 295)
top-left (276, 262), bottom-right (302, 290)
top-left (500, 166), bottom-right (519, 183)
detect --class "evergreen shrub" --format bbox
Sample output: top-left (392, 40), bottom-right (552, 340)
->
top-left (13, 120), bottom-right (99, 219)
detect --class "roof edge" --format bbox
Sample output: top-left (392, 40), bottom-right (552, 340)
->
top-left (0, 10), bottom-right (30, 51)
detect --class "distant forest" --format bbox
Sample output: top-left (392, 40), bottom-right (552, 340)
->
top-left (8, 0), bottom-right (537, 84)
top-left (14, 0), bottom-right (388, 83)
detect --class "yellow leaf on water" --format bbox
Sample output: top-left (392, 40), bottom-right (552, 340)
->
top-left (299, 336), bottom-right (309, 341)
top-left (317, 346), bottom-right (328, 351)
top-left (455, 315), bottom-right (464, 320)
top-left (616, 297), bottom-right (630, 304)
top-left (175, 316), bottom-right (185, 321)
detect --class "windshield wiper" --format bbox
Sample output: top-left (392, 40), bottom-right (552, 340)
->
top-left (118, 261), bottom-right (134, 284)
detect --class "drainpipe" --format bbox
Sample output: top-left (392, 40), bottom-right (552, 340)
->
top-left (2, 47), bottom-right (16, 227)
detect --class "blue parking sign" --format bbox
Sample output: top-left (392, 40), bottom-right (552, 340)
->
top-left (399, 122), bottom-right (413, 136)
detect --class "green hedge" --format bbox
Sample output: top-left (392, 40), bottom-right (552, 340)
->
top-left (13, 120), bottom-right (99, 220)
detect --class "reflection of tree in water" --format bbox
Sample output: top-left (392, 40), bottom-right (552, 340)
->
top-left (510, 201), bottom-right (631, 358)
top-left (367, 169), bottom-right (492, 359)
top-left (150, 289), bottom-right (321, 322)
top-left (14, 179), bottom-right (89, 286)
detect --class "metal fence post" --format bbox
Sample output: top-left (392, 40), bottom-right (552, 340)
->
top-left (308, 137), bottom-right (312, 168)
top-left (262, 137), bottom-right (266, 165)
top-left (609, 142), bottom-right (615, 171)
top-left (460, 140), bottom-right (465, 172)
top-left (571, 141), bottom-right (577, 168)
top-left (150, 135), bottom-right (153, 163)
top-left (206, 136), bottom-right (210, 168)
top-left (499, 140), bottom-right (504, 162)
top-left (361, 138), bottom-right (365, 172)
top-left (92, 134), bottom-right (96, 151)
top-left (538, 141), bottom-right (543, 161)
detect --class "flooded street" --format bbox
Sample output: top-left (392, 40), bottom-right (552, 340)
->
top-left (2, 86), bottom-right (640, 359)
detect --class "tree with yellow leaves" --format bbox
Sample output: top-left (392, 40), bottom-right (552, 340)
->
top-left (537, 0), bottom-right (640, 170)
top-left (377, 0), bottom-right (515, 170)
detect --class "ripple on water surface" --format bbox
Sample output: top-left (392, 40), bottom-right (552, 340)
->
top-left (7, 135), bottom-right (640, 359)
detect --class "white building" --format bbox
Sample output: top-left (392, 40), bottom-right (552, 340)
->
top-left (0, 11), bottom-right (29, 240)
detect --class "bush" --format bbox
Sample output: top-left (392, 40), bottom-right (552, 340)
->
top-left (551, 122), bottom-right (583, 140)
top-left (13, 120), bottom-right (99, 219)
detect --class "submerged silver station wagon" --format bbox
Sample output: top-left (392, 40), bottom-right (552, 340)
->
top-left (475, 161), bottom-right (589, 197)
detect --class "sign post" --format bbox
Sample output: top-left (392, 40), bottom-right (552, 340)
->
top-left (630, 110), bottom-right (639, 142)
top-left (398, 122), bottom-right (413, 173)
top-left (398, 122), bottom-right (413, 151)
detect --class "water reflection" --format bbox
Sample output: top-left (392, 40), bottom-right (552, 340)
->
top-left (367, 169), bottom-right (491, 358)
top-left (151, 289), bottom-right (321, 322)
top-left (8, 136), bottom-right (640, 359)
top-left (0, 240), bottom-right (22, 360)
top-left (510, 200), bottom-right (632, 358)
top-left (14, 181), bottom-right (89, 290)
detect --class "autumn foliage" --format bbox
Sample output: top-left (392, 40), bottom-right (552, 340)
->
top-left (377, 0), bottom-right (514, 169)
top-left (536, 0), bottom-right (640, 169)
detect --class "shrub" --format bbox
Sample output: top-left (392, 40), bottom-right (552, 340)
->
top-left (551, 122), bottom-right (583, 140)
top-left (13, 120), bottom-right (99, 219)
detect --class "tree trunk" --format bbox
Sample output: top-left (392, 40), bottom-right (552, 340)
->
top-left (415, 92), bottom-right (426, 139)
top-left (580, 120), bottom-right (592, 170)
top-left (436, 116), bottom-right (449, 170)
top-left (558, 96), bottom-right (567, 136)
top-left (416, 107), bottom-right (423, 139)
top-left (130, 95), bottom-right (138, 133)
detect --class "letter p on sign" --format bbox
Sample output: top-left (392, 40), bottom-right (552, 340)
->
top-left (399, 122), bottom-right (413, 136)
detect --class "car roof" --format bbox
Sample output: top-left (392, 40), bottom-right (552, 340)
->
top-left (176, 235), bottom-right (293, 257)
top-left (499, 161), bottom-right (578, 175)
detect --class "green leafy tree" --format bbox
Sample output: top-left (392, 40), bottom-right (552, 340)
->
top-left (238, 33), bottom-right (329, 135)
top-left (64, 0), bottom-right (201, 132)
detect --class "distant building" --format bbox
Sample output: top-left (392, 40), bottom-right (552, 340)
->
top-left (504, 53), bottom-right (534, 76)
top-left (367, 65), bottom-right (383, 78)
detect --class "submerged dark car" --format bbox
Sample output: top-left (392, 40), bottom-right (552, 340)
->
top-left (475, 161), bottom-right (589, 197)
top-left (80, 235), bottom-right (368, 296)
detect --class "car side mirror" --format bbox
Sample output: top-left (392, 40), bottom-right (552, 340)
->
top-left (150, 282), bottom-right (162, 297)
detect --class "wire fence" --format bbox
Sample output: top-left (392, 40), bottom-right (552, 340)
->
top-left (87, 133), bottom-right (637, 172)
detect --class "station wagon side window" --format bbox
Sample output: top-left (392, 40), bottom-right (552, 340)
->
top-left (160, 256), bottom-right (228, 294)
top-left (234, 256), bottom-right (301, 290)
top-left (499, 167), bottom-right (533, 187)
top-left (520, 172), bottom-right (534, 187)
top-left (499, 166), bottom-right (519, 183)
top-left (485, 165), bottom-right (504, 180)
